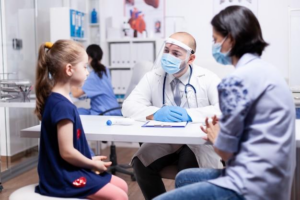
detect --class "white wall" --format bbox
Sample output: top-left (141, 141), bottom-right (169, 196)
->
top-left (165, 0), bottom-right (292, 79)
top-left (36, 0), bottom-right (63, 52)
top-left (99, 0), bottom-right (293, 79)
top-left (0, 0), bottom-right (41, 156)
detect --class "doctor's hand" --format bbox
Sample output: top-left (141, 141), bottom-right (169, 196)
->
top-left (170, 106), bottom-right (192, 122)
top-left (201, 115), bottom-right (220, 144)
top-left (153, 106), bottom-right (183, 122)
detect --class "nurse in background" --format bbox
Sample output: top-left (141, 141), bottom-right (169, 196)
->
top-left (72, 44), bottom-right (121, 116)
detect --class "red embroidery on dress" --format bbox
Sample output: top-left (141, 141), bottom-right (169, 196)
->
top-left (77, 129), bottom-right (81, 139)
top-left (73, 177), bottom-right (87, 187)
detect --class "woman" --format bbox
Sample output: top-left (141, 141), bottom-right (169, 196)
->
top-left (154, 6), bottom-right (295, 200)
top-left (72, 44), bottom-right (121, 116)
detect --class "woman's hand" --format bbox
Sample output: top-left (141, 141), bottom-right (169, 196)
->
top-left (200, 115), bottom-right (220, 144)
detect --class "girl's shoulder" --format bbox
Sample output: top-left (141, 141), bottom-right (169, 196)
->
top-left (46, 93), bottom-right (75, 110)
top-left (44, 93), bottom-right (77, 123)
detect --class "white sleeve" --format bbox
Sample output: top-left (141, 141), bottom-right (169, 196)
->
top-left (187, 73), bottom-right (221, 123)
top-left (122, 74), bottom-right (160, 121)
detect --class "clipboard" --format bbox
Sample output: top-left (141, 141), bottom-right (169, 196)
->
top-left (142, 121), bottom-right (188, 128)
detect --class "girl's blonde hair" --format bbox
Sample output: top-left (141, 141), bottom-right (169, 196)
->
top-left (34, 40), bottom-right (84, 120)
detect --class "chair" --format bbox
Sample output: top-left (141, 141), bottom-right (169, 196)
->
top-left (9, 184), bottom-right (85, 200)
top-left (100, 61), bottom-right (153, 181)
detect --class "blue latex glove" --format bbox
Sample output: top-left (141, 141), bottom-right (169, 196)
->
top-left (153, 106), bottom-right (183, 122)
top-left (169, 106), bottom-right (192, 122)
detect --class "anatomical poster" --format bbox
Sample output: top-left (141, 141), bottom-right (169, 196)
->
top-left (124, 0), bottom-right (165, 38)
top-left (213, 0), bottom-right (258, 16)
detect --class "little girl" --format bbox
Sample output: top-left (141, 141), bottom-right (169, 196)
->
top-left (34, 40), bottom-right (128, 200)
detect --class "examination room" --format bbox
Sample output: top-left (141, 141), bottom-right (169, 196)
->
top-left (0, 0), bottom-right (300, 200)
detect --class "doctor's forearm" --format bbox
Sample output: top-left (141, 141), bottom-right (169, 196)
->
top-left (122, 100), bottom-right (159, 121)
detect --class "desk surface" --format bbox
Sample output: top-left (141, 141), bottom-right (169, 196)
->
top-left (21, 116), bottom-right (207, 145)
top-left (21, 116), bottom-right (300, 147)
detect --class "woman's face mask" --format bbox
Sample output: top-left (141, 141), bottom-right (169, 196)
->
top-left (160, 53), bottom-right (185, 74)
top-left (212, 36), bottom-right (232, 65)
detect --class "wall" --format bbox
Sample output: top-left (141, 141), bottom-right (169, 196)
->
top-left (99, 0), bottom-right (293, 80)
top-left (0, 0), bottom-right (41, 156)
top-left (0, 0), bottom-right (89, 156)
top-left (36, 0), bottom-right (63, 52)
top-left (167, 0), bottom-right (291, 79)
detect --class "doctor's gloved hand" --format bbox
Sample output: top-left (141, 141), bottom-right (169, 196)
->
top-left (153, 106), bottom-right (183, 122)
top-left (169, 106), bottom-right (192, 122)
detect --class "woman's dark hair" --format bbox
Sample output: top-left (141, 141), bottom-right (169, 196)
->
top-left (86, 44), bottom-right (107, 78)
top-left (211, 6), bottom-right (268, 58)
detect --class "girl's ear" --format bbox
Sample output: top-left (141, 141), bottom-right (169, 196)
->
top-left (65, 64), bottom-right (73, 76)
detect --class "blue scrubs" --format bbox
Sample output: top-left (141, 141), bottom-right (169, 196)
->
top-left (36, 92), bottom-right (111, 198)
top-left (78, 68), bottom-right (122, 116)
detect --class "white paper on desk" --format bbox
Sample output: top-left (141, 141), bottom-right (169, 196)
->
top-left (145, 121), bottom-right (187, 127)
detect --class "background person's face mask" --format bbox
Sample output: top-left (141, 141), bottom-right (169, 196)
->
top-left (212, 37), bottom-right (232, 65)
top-left (161, 53), bottom-right (184, 74)
top-left (87, 64), bottom-right (93, 73)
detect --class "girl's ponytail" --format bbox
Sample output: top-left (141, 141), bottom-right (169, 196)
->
top-left (34, 43), bottom-right (53, 120)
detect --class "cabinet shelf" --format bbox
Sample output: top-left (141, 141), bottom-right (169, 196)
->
top-left (90, 23), bottom-right (99, 27)
top-left (71, 37), bottom-right (87, 41)
top-left (106, 38), bottom-right (159, 43)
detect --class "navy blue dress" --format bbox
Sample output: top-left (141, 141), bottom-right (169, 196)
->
top-left (36, 92), bottom-right (111, 198)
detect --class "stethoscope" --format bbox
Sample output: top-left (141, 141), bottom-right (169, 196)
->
top-left (163, 65), bottom-right (198, 108)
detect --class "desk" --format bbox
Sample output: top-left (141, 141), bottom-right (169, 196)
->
top-left (21, 116), bottom-right (207, 145)
top-left (20, 115), bottom-right (300, 147)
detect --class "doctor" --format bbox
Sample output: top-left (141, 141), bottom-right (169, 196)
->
top-left (122, 32), bottom-right (223, 200)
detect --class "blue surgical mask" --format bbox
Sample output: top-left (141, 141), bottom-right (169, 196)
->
top-left (212, 37), bottom-right (232, 65)
top-left (161, 53), bottom-right (183, 74)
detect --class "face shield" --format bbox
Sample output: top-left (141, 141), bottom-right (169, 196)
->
top-left (153, 38), bottom-right (194, 75)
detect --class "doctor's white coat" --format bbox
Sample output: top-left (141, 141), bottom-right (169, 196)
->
top-left (122, 64), bottom-right (223, 168)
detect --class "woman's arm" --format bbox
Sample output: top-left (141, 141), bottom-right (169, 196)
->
top-left (71, 86), bottom-right (85, 98)
top-left (214, 146), bottom-right (233, 162)
top-left (57, 119), bottom-right (111, 172)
